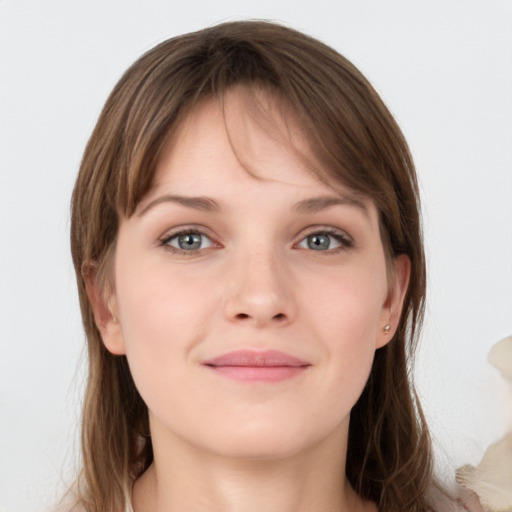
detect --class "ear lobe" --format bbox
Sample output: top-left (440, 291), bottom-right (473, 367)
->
top-left (377, 254), bottom-right (411, 349)
top-left (82, 262), bottom-right (126, 355)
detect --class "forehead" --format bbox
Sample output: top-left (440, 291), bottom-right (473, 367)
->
top-left (149, 90), bottom-right (368, 203)
top-left (134, 93), bottom-right (379, 231)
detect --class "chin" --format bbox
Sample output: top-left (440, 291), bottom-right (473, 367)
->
top-left (199, 415), bottom-right (345, 462)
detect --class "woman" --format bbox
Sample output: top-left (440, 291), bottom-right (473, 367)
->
top-left (69, 20), bottom-right (482, 511)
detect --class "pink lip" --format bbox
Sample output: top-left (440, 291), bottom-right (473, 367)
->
top-left (203, 350), bottom-right (311, 382)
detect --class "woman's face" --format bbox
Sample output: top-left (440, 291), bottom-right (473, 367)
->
top-left (95, 93), bottom-right (409, 461)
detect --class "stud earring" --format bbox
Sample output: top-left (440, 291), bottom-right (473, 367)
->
top-left (383, 324), bottom-right (391, 335)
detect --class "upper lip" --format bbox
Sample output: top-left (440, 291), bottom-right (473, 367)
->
top-left (203, 350), bottom-right (310, 367)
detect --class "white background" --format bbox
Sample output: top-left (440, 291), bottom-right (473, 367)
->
top-left (1, 1), bottom-right (511, 511)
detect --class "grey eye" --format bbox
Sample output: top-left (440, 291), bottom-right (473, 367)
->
top-left (177, 233), bottom-right (202, 250)
top-left (306, 233), bottom-right (331, 251)
top-left (166, 232), bottom-right (214, 251)
top-left (298, 231), bottom-right (347, 252)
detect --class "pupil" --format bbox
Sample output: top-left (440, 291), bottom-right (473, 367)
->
top-left (308, 234), bottom-right (330, 250)
top-left (179, 233), bottom-right (201, 250)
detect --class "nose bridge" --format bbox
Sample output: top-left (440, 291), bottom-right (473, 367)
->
top-left (223, 243), bottom-right (294, 326)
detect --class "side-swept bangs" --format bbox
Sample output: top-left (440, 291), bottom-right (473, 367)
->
top-left (70, 20), bottom-right (429, 511)
top-left (74, 21), bottom-right (420, 264)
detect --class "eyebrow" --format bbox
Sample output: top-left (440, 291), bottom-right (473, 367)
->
top-left (137, 193), bottom-right (369, 217)
top-left (137, 195), bottom-right (221, 216)
top-left (293, 195), bottom-right (369, 217)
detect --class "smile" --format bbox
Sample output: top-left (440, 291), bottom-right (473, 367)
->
top-left (202, 350), bottom-right (311, 382)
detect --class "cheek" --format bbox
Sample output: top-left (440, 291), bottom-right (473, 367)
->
top-left (304, 260), bottom-right (387, 340)
top-left (301, 260), bottom-right (387, 390)
top-left (117, 256), bottom-right (214, 334)
top-left (114, 259), bottom-right (218, 394)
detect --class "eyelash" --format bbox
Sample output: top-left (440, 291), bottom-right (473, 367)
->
top-left (158, 227), bottom-right (353, 255)
top-left (299, 228), bottom-right (353, 254)
top-left (158, 228), bottom-right (218, 255)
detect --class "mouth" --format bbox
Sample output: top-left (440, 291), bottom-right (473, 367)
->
top-left (202, 350), bottom-right (311, 382)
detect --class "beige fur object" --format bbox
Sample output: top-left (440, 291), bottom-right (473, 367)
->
top-left (457, 336), bottom-right (512, 512)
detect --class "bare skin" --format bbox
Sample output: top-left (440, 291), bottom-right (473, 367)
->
top-left (131, 428), bottom-right (378, 512)
top-left (89, 90), bottom-right (407, 512)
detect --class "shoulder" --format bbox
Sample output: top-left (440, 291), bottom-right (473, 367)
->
top-left (455, 486), bottom-right (485, 512)
top-left (429, 483), bottom-right (484, 512)
top-left (49, 497), bottom-right (84, 512)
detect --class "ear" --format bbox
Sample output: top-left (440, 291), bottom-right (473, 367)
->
top-left (377, 254), bottom-right (411, 349)
top-left (82, 262), bottom-right (126, 355)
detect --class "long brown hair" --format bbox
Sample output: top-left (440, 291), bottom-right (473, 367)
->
top-left (70, 20), bottom-right (432, 511)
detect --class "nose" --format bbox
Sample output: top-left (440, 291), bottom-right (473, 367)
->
top-left (223, 249), bottom-right (296, 328)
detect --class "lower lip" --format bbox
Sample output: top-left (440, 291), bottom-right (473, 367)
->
top-left (206, 365), bottom-right (309, 382)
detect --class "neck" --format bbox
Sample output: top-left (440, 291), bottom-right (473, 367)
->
top-left (132, 420), bottom-right (375, 512)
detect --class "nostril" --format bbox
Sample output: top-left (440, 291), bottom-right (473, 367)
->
top-left (233, 312), bottom-right (286, 321)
